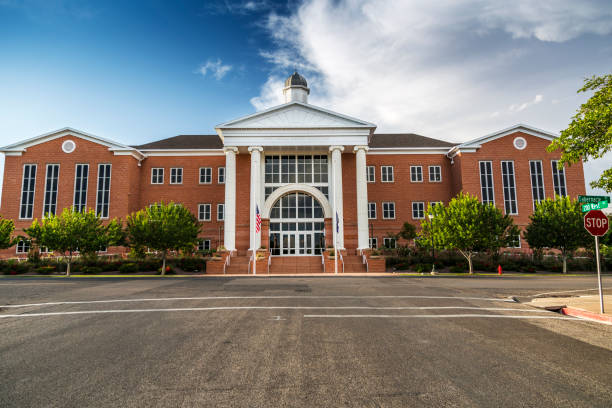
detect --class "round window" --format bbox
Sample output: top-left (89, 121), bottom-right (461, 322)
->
top-left (513, 137), bottom-right (527, 150)
top-left (62, 140), bottom-right (76, 153)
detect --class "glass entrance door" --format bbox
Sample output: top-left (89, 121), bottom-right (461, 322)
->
top-left (298, 233), bottom-right (313, 255)
top-left (281, 233), bottom-right (296, 255)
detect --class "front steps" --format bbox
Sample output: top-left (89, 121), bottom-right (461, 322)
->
top-left (224, 255), bottom-right (250, 274)
top-left (341, 254), bottom-right (367, 273)
top-left (269, 256), bottom-right (324, 274)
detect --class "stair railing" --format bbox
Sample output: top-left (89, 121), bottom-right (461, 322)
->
top-left (267, 255), bottom-right (271, 274)
top-left (360, 249), bottom-right (369, 273)
top-left (339, 251), bottom-right (345, 274)
top-left (321, 252), bottom-right (325, 273)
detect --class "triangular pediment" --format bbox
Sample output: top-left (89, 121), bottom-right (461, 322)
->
top-left (216, 102), bottom-right (375, 129)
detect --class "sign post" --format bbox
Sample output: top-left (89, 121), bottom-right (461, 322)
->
top-left (584, 210), bottom-right (609, 314)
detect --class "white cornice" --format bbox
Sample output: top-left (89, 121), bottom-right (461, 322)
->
top-left (368, 147), bottom-right (452, 155)
top-left (138, 149), bottom-right (224, 157)
top-left (457, 124), bottom-right (557, 149)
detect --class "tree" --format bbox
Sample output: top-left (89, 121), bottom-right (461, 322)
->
top-left (398, 222), bottom-right (417, 242)
top-left (524, 196), bottom-right (591, 274)
top-left (0, 216), bottom-right (17, 250)
top-left (419, 193), bottom-right (519, 274)
top-left (125, 202), bottom-right (200, 276)
top-left (547, 73), bottom-right (612, 192)
top-left (25, 208), bottom-right (124, 276)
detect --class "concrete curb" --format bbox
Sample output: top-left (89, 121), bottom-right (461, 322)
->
top-left (560, 307), bottom-right (612, 325)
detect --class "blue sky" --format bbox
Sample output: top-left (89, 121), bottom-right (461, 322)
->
top-left (1, 0), bottom-right (611, 195)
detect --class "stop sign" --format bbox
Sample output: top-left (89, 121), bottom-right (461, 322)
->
top-left (584, 210), bottom-right (609, 237)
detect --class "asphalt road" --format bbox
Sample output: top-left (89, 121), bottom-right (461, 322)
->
top-left (1, 275), bottom-right (611, 407)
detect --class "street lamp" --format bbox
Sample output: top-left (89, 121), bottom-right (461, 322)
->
top-left (428, 214), bottom-right (437, 275)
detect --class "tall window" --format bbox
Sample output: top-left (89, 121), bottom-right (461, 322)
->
top-left (217, 203), bottom-right (224, 221)
top-left (529, 160), bottom-right (545, 209)
top-left (381, 166), bottom-right (394, 182)
top-left (16, 240), bottom-right (30, 254)
top-left (412, 202), bottom-right (425, 219)
top-left (366, 166), bottom-right (375, 182)
top-left (151, 168), bottom-right (164, 184)
top-left (383, 237), bottom-right (397, 248)
top-left (479, 161), bottom-right (494, 205)
top-left (20, 164), bottom-right (37, 219)
top-left (382, 202), bottom-right (395, 219)
top-left (501, 161), bottom-right (518, 215)
top-left (200, 167), bottom-right (212, 184)
top-left (410, 166), bottom-right (423, 182)
top-left (43, 164), bottom-right (59, 216)
top-left (96, 164), bottom-right (112, 218)
top-left (369, 237), bottom-right (378, 249)
top-left (74, 164), bottom-right (89, 212)
top-left (429, 165), bottom-right (442, 182)
top-left (264, 155), bottom-right (328, 199)
top-left (198, 239), bottom-right (211, 251)
top-left (198, 204), bottom-right (211, 221)
top-left (218, 167), bottom-right (225, 184)
top-left (170, 168), bottom-right (183, 184)
top-left (551, 160), bottom-right (567, 197)
top-left (368, 202), bottom-right (376, 219)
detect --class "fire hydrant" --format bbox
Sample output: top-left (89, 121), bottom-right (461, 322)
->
top-left (498, 265), bottom-right (502, 275)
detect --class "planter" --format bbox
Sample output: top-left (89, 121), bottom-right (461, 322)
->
top-left (367, 257), bottom-right (386, 273)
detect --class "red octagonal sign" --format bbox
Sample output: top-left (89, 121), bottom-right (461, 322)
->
top-left (584, 210), bottom-right (609, 237)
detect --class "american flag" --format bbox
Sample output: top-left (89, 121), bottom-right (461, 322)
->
top-left (255, 204), bottom-right (261, 234)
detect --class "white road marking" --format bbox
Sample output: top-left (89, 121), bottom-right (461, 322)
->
top-left (0, 306), bottom-right (553, 319)
top-left (532, 288), bottom-right (601, 297)
top-left (0, 295), bottom-right (506, 309)
top-left (304, 314), bottom-right (577, 320)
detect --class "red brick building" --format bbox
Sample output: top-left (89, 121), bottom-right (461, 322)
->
top-left (0, 72), bottom-right (585, 263)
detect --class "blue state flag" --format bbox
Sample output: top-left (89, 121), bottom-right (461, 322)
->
top-left (336, 211), bottom-right (339, 233)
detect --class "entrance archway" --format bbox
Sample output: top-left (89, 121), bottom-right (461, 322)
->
top-left (268, 192), bottom-right (326, 256)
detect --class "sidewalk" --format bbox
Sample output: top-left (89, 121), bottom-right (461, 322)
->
top-left (529, 295), bottom-right (612, 324)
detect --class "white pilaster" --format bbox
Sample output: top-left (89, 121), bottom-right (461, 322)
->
top-left (330, 145), bottom-right (345, 249)
top-left (354, 145), bottom-right (369, 250)
top-left (223, 147), bottom-right (238, 251)
top-left (248, 146), bottom-right (263, 250)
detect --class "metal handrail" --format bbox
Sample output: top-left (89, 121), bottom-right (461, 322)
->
top-left (267, 255), bottom-right (271, 274)
top-left (321, 252), bottom-right (325, 273)
top-left (360, 249), bottom-right (369, 273)
top-left (339, 251), bottom-right (344, 274)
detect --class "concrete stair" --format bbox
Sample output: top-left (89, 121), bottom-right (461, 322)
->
top-left (269, 256), bottom-right (324, 274)
top-left (341, 255), bottom-right (367, 273)
top-left (225, 255), bottom-right (251, 274)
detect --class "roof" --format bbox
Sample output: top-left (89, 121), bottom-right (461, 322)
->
top-left (369, 133), bottom-right (456, 148)
top-left (133, 134), bottom-right (223, 150)
top-left (285, 71), bottom-right (308, 88)
top-left (456, 124), bottom-right (557, 149)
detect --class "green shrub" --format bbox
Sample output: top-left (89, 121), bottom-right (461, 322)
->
top-left (34, 265), bottom-right (56, 275)
top-left (118, 263), bottom-right (139, 274)
top-left (449, 265), bottom-right (466, 273)
top-left (81, 266), bottom-right (103, 274)
top-left (157, 265), bottom-right (175, 275)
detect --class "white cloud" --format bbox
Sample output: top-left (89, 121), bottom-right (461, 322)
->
top-left (509, 94), bottom-right (543, 113)
top-left (197, 59), bottom-right (233, 80)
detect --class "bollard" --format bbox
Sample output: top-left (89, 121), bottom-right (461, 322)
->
top-left (498, 265), bottom-right (502, 275)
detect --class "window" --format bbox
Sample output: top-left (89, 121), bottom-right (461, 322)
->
top-left (74, 164), bottom-right (89, 212)
top-left (501, 161), bottom-right (518, 215)
top-left (43, 164), bottom-right (59, 217)
top-left (382, 202), bottom-right (395, 219)
top-left (16, 240), bottom-right (30, 254)
top-left (366, 166), bottom-right (375, 183)
top-left (429, 201), bottom-right (442, 208)
top-left (198, 239), bottom-right (211, 251)
top-left (369, 237), bottom-right (378, 249)
top-left (170, 168), bottom-right (183, 184)
top-left (381, 166), bottom-right (394, 182)
top-left (410, 166), bottom-right (423, 182)
top-left (508, 234), bottom-right (521, 248)
top-left (270, 192), bottom-right (324, 219)
top-left (368, 202), bottom-right (376, 219)
top-left (218, 167), bottom-right (225, 184)
top-left (198, 204), bottom-right (211, 221)
top-left (479, 161), bottom-right (494, 205)
top-left (19, 164), bottom-right (37, 219)
top-left (217, 203), bottom-right (224, 221)
top-left (98, 245), bottom-right (107, 253)
top-left (383, 237), bottom-right (397, 248)
top-left (529, 160), bottom-right (545, 209)
top-left (96, 164), bottom-right (111, 218)
top-left (151, 168), bottom-right (164, 184)
top-left (199, 167), bottom-right (212, 184)
top-left (412, 202), bottom-right (425, 219)
top-left (264, 155), bottom-right (329, 199)
top-left (551, 160), bottom-right (567, 197)
top-left (429, 165), bottom-right (442, 182)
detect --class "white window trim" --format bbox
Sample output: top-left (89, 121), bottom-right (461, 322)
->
top-left (501, 160), bottom-right (518, 215)
top-left (429, 201), bottom-right (443, 208)
top-left (368, 202), bottom-right (377, 219)
top-left (383, 237), bottom-right (397, 249)
top-left (198, 239), bottom-right (211, 251)
top-left (198, 203), bottom-right (211, 222)
top-left (382, 201), bottom-right (396, 219)
top-left (218, 167), bottom-right (225, 184)
top-left (95, 163), bottom-right (112, 219)
top-left (199, 167), bottom-right (212, 184)
top-left (73, 163), bottom-right (89, 212)
top-left (529, 160), bottom-right (546, 210)
top-left (412, 201), bottom-right (425, 219)
top-left (428, 165), bottom-right (442, 182)
top-left (19, 164), bottom-right (37, 220)
top-left (366, 166), bottom-right (375, 183)
top-left (16, 240), bottom-right (30, 254)
top-left (169, 168), bottom-right (183, 185)
top-left (42, 164), bottom-right (59, 218)
top-left (151, 168), bottom-right (164, 184)
top-left (551, 160), bottom-right (567, 197)
top-left (369, 237), bottom-right (378, 249)
top-left (217, 203), bottom-right (224, 221)
top-left (381, 166), bottom-right (394, 183)
top-left (479, 161), bottom-right (495, 205)
top-left (410, 166), bottom-right (423, 183)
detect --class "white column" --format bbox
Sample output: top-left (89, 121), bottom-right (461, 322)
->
top-left (330, 145), bottom-right (345, 249)
top-left (354, 145), bottom-right (369, 250)
top-left (223, 147), bottom-right (238, 251)
top-left (248, 146), bottom-right (263, 250)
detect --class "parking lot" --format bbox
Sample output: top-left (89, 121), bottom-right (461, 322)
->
top-left (1, 276), bottom-right (611, 407)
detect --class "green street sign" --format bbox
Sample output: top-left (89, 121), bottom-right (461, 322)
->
top-left (581, 201), bottom-right (609, 212)
top-left (578, 195), bottom-right (611, 204)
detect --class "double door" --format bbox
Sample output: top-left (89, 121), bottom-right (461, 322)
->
top-left (281, 232), bottom-right (313, 255)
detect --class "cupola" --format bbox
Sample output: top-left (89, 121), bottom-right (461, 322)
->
top-left (283, 71), bottom-right (310, 103)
